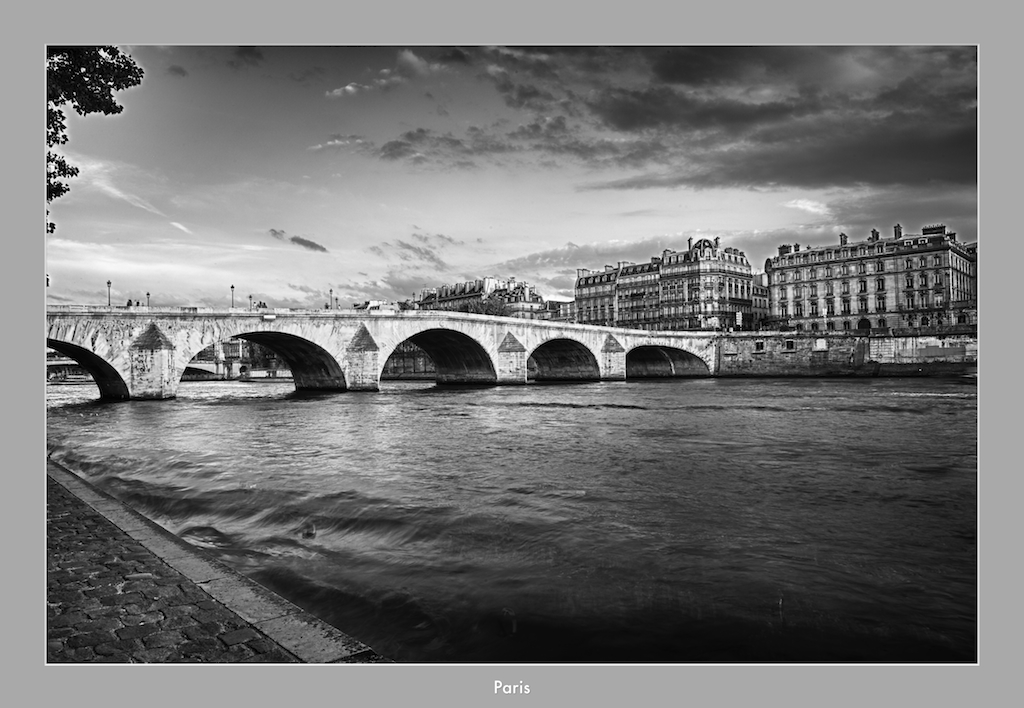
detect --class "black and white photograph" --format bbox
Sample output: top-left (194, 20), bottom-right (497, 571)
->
top-left (36, 34), bottom-right (989, 701)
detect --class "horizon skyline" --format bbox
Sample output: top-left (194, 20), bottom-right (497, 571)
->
top-left (45, 45), bottom-right (977, 309)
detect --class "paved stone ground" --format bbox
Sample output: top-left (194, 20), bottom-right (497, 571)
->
top-left (46, 466), bottom-right (389, 663)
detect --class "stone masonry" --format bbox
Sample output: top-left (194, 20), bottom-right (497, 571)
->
top-left (47, 462), bottom-right (389, 663)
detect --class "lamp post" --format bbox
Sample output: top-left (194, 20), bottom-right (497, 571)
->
top-left (334, 296), bottom-right (338, 310)
top-left (329, 288), bottom-right (333, 310)
top-left (107, 280), bottom-right (111, 306)
top-left (230, 284), bottom-right (235, 308)
top-left (146, 291), bottom-right (150, 307)
top-left (249, 294), bottom-right (253, 311)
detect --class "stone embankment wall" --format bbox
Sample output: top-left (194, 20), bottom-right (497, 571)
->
top-left (716, 331), bottom-right (978, 377)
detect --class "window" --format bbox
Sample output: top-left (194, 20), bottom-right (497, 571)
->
top-left (827, 321), bottom-right (836, 331)
top-left (785, 339), bottom-right (795, 350)
top-left (842, 320), bottom-right (851, 330)
top-left (858, 297), bottom-right (869, 313)
top-left (905, 294), bottom-right (915, 308)
top-left (841, 281), bottom-right (850, 294)
top-left (841, 299), bottom-right (851, 315)
top-left (876, 278), bottom-right (885, 291)
top-left (905, 259), bottom-right (913, 269)
top-left (905, 276), bottom-right (914, 289)
top-left (933, 255), bottom-right (942, 266)
top-left (877, 318), bottom-right (887, 328)
top-left (825, 282), bottom-right (834, 295)
top-left (795, 302), bottom-right (804, 316)
top-left (919, 273), bottom-right (928, 287)
top-left (826, 300), bottom-right (835, 316)
top-left (810, 284), bottom-right (818, 296)
top-left (876, 261), bottom-right (885, 272)
top-left (796, 324), bottom-right (804, 331)
top-left (857, 262), bottom-right (867, 274)
top-left (858, 280), bottom-right (868, 293)
top-left (809, 268), bottom-right (817, 279)
top-left (841, 265), bottom-right (850, 275)
top-left (755, 341), bottom-right (765, 352)
top-left (811, 322), bottom-right (820, 331)
top-left (875, 294), bottom-right (887, 312)
top-left (810, 300), bottom-right (819, 316)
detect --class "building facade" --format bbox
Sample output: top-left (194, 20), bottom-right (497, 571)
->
top-left (659, 237), bottom-right (764, 331)
top-left (764, 224), bottom-right (977, 332)
top-left (414, 276), bottom-right (549, 319)
top-left (616, 259), bottom-right (662, 330)
top-left (575, 265), bottom-right (620, 326)
top-left (574, 237), bottom-right (767, 331)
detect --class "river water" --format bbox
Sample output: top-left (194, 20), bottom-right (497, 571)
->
top-left (46, 377), bottom-right (977, 663)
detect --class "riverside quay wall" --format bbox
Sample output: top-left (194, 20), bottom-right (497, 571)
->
top-left (715, 329), bottom-right (978, 377)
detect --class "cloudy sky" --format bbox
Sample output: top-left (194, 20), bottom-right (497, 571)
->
top-left (45, 45), bottom-right (977, 309)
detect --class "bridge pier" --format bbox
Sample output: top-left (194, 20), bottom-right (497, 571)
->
top-left (600, 336), bottom-right (627, 381)
top-left (495, 333), bottom-right (528, 385)
top-left (128, 324), bottom-right (178, 399)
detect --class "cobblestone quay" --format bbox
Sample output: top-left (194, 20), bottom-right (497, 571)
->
top-left (47, 461), bottom-right (389, 663)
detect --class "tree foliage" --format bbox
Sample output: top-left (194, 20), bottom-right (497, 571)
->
top-left (46, 46), bottom-right (144, 232)
top-left (453, 298), bottom-right (512, 317)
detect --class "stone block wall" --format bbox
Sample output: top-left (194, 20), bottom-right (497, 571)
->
top-left (716, 331), bottom-right (977, 377)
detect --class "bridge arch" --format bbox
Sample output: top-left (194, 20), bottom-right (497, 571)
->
top-left (228, 331), bottom-right (346, 390)
top-left (626, 345), bottom-right (712, 378)
top-left (388, 328), bottom-right (497, 385)
top-left (528, 338), bottom-right (601, 381)
top-left (46, 338), bottom-right (130, 400)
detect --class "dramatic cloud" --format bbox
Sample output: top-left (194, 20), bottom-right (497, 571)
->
top-left (228, 46), bottom-right (264, 70)
top-left (290, 66), bottom-right (326, 84)
top-left (307, 134), bottom-right (367, 152)
top-left (783, 200), bottom-right (832, 217)
top-left (267, 228), bottom-right (328, 252)
top-left (325, 48), bottom-right (446, 98)
top-left (356, 46), bottom-right (975, 193)
top-left (289, 235), bottom-right (328, 253)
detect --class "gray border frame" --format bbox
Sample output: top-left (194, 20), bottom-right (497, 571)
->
top-left (19, 4), bottom-right (1010, 705)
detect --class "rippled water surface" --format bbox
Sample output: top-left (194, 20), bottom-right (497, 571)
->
top-left (46, 377), bottom-right (977, 662)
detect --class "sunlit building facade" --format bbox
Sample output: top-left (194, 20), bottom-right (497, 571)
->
top-left (764, 224), bottom-right (977, 332)
top-left (573, 238), bottom-right (767, 330)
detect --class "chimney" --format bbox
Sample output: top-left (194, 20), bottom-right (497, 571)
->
top-left (870, 228), bottom-right (879, 242)
top-left (714, 237), bottom-right (720, 248)
top-left (839, 233), bottom-right (848, 246)
top-left (793, 243), bottom-right (801, 252)
top-left (894, 223), bottom-right (903, 239)
top-left (778, 245), bottom-right (792, 257)
top-left (687, 237), bottom-right (693, 250)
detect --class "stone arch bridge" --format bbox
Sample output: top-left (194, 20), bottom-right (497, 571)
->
top-left (46, 306), bottom-right (719, 400)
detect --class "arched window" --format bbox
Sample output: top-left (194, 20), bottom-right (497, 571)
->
top-left (877, 318), bottom-right (887, 328)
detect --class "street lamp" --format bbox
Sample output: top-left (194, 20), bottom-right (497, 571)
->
top-left (329, 288), bottom-right (333, 310)
top-left (107, 280), bottom-right (111, 306)
top-left (230, 284), bottom-right (235, 308)
top-left (249, 294), bottom-right (253, 311)
top-left (146, 291), bottom-right (150, 307)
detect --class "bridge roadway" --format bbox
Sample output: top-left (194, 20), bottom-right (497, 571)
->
top-left (46, 305), bottom-right (719, 400)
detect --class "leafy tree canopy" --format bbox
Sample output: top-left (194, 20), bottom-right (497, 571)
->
top-left (46, 46), bottom-right (144, 232)
top-left (453, 298), bottom-right (512, 317)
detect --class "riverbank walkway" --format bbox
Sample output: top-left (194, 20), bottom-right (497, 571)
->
top-left (46, 460), bottom-right (390, 663)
